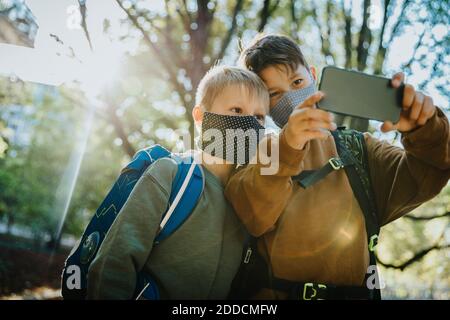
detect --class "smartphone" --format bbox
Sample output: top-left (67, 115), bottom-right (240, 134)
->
top-left (317, 66), bottom-right (403, 123)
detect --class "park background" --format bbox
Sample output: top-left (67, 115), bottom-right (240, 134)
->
top-left (0, 0), bottom-right (448, 299)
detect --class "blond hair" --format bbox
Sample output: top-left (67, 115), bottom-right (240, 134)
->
top-left (195, 65), bottom-right (269, 111)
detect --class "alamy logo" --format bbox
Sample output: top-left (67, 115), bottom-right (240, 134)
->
top-left (366, 265), bottom-right (386, 290)
top-left (65, 265), bottom-right (81, 290)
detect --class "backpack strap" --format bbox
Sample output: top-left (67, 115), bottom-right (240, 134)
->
top-left (134, 153), bottom-right (205, 300)
top-left (292, 156), bottom-right (352, 188)
top-left (228, 233), bottom-right (269, 299)
top-left (330, 128), bottom-right (381, 300)
top-left (155, 154), bottom-right (205, 243)
top-left (123, 144), bottom-right (171, 173)
top-left (331, 129), bottom-right (380, 234)
top-left (291, 129), bottom-right (380, 247)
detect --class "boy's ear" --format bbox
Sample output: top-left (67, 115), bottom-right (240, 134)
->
top-left (192, 105), bottom-right (204, 124)
top-left (310, 66), bottom-right (317, 82)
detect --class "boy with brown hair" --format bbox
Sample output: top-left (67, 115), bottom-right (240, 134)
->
top-left (225, 34), bottom-right (450, 300)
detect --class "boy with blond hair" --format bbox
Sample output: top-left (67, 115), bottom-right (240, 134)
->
top-left (87, 66), bottom-right (269, 299)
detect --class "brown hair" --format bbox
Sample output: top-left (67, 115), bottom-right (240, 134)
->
top-left (239, 33), bottom-right (309, 75)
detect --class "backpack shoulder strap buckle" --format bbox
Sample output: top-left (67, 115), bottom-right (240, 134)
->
top-left (368, 234), bottom-right (379, 252)
top-left (302, 283), bottom-right (327, 300)
top-left (328, 157), bottom-right (344, 170)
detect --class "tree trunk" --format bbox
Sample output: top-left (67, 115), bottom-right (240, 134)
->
top-left (356, 0), bottom-right (372, 71)
top-left (373, 0), bottom-right (391, 75)
top-left (107, 105), bottom-right (136, 158)
top-left (341, 0), bottom-right (353, 69)
top-left (258, 0), bottom-right (271, 32)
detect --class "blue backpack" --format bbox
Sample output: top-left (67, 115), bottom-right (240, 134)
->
top-left (61, 145), bottom-right (205, 299)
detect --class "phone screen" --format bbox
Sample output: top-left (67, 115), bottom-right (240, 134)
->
top-left (317, 66), bottom-right (403, 123)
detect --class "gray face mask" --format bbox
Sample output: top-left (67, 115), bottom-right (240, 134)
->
top-left (270, 78), bottom-right (317, 128)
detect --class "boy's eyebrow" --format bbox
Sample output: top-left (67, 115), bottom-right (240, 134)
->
top-left (289, 72), bottom-right (302, 80)
top-left (267, 85), bottom-right (280, 92)
top-left (226, 97), bottom-right (247, 106)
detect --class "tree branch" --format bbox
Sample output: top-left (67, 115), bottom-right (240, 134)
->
top-left (378, 0), bottom-right (391, 45)
top-left (356, 0), bottom-right (373, 71)
top-left (269, 0), bottom-right (280, 15)
top-left (341, 0), bottom-right (353, 69)
top-left (181, 0), bottom-right (215, 95)
top-left (374, 0), bottom-right (411, 74)
top-left (377, 229), bottom-right (448, 271)
top-left (128, 2), bottom-right (187, 70)
top-left (106, 103), bottom-right (136, 158)
top-left (376, 243), bottom-right (449, 271)
top-left (257, 0), bottom-right (278, 32)
top-left (115, 0), bottom-right (189, 111)
top-left (116, 1), bottom-right (174, 74)
top-left (129, 4), bottom-right (186, 69)
top-left (312, 1), bottom-right (336, 64)
top-left (115, 0), bottom-right (198, 144)
top-left (373, 0), bottom-right (391, 74)
top-left (404, 211), bottom-right (450, 221)
top-left (78, 0), bottom-right (93, 51)
top-left (175, 0), bottom-right (193, 34)
top-left (289, 0), bottom-right (299, 41)
top-left (388, 0), bottom-right (412, 44)
top-left (212, 0), bottom-right (244, 64)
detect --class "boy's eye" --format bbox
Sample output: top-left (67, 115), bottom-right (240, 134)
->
top-left (293, 79), bottom-right (303, 86)
top-left (230, 107), bottom-right (243, 114)
top-left (269, 91), bottom-right (280, 98)
top-left (255, 114), bottom-right (265, 122)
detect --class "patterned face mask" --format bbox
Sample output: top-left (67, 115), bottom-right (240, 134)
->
top-left (270, 76), bottom-right (317, 128)
top-left (199, 111), bottom-right (265, 164)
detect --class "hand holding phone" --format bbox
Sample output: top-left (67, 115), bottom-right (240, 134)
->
top-left (283, 91), bottom-right (337, 151)
top-left (317, 66), bottom-right (403, 123)
top-left (379, 72), bottom-right (436, 133)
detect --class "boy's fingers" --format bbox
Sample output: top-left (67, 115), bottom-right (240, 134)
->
top-left (380, 121), bottom-right (397, 132)
top-left (417, 96), bottom-right (435, 126)
top-left (410, 92), bottom-right (424, 121)
top-left (391, 72), bottom-right (405, 88)
top-left (402, 84), bottom-right (415, 109)
top-left (291, 107), bottom-right (334, 123)
top-left (296, 91), bottom-right (324, 109)
top-left (304, 107), bottom-right (335, 122)
top-left (298, 119), bottom-right (337, 132)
